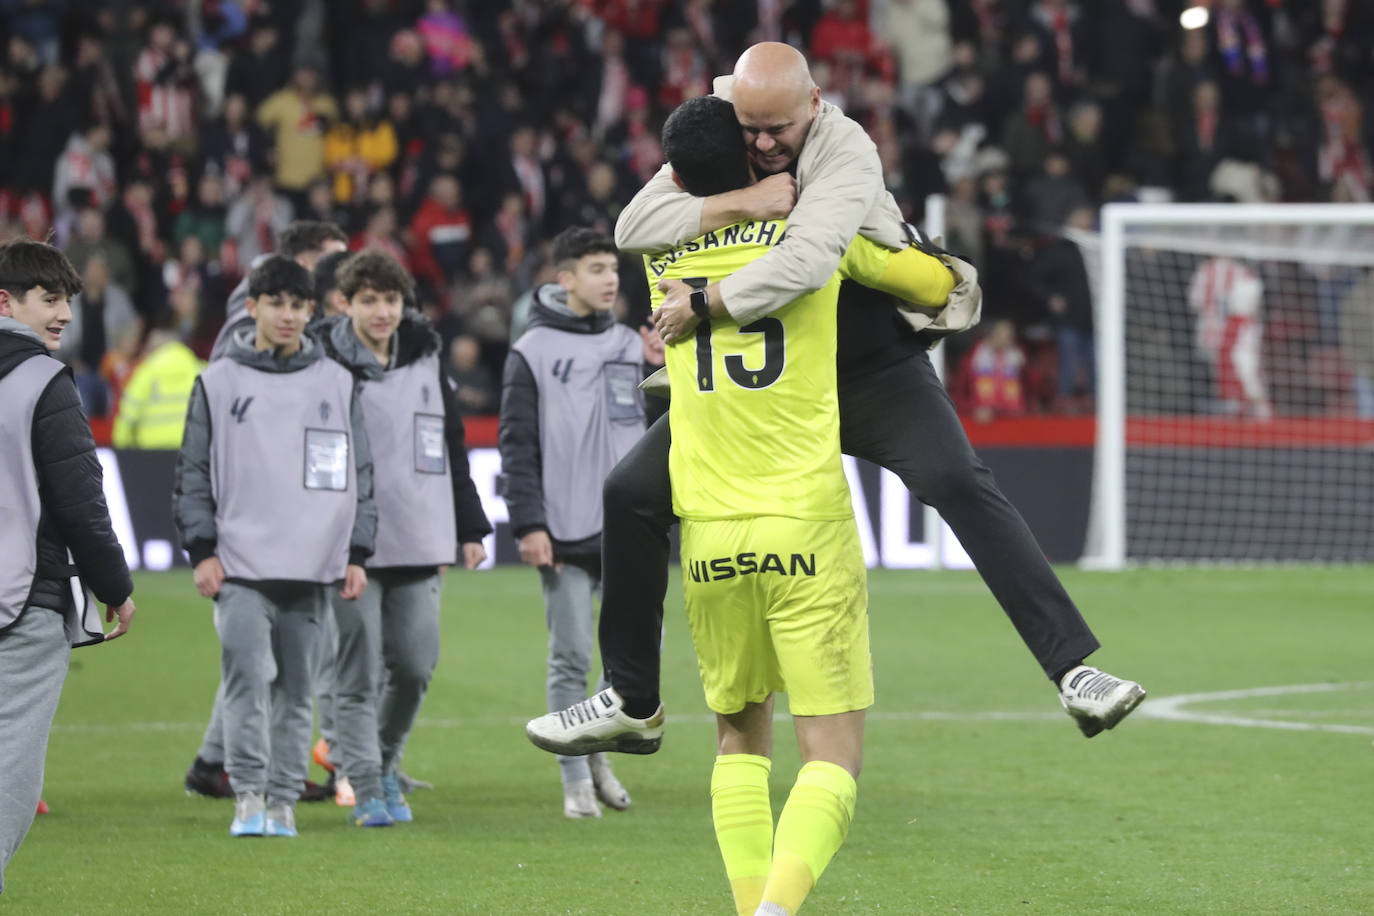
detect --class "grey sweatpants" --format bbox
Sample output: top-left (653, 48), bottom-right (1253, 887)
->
top-left (198, 596), bottom-right (340, 766)
top-left (214, 580), bottom-right (323, 804)
top-left (0, 609), bottom-right (70, 894)
top-left (331, 569), bottom-right (440, 802)
top-left (540, 561), bottom-right (610, 787)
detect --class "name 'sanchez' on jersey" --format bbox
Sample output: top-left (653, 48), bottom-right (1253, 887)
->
top-left (686, 551), bottom-right (818, 582)
top-left (647, 219), bottom-right (786, 277)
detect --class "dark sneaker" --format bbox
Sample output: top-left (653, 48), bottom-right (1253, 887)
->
top-left (300, 777), bottom-right (332, 803)
top-left (185, 757), bottom-right (234, 799)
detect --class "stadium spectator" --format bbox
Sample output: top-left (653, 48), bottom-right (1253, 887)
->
top-left (133, 18), bottom-right (198, 152)
top-left (225, 173), bottom-right (293, 267)
top-left (416, 0), bottom-right (473, 78)
top-left (446, 333), bottom-right (496, 415)
top-left (1187, 253), bottom-right (1272, 419)
top-left (324, 87), bottom-right (399, 207)
top-left (110, 308), bottom-right (205, 449)
top-left (408, 173), bottom-right (471, 292)
top-left (64, 208), bottom-right (137, 296)
top-left (256, 62), bottom-right (338, 207)
top-left (52, 123), bottom-right (117, 220)
top-left (59, 254), bottom-right (138, 417)
top-left (201, 93), bottom-right (268, 198)
top-left (961, 318), bottom-right (1028, 422)
top-left (1028, 205), bottom-right (1097, 408)
top-left (174, 171), bottom-right (230, 256)
top-left (1001, 70), bottom-right (1061, 181)
top-left (224, 16), bottom-right (287, 110)
top-left (0, 238), bottom-right (134, 894)
top-left (1020, 147), bottom-right (1090, 233)
top-left (499, 226), bottom-right (645, 819)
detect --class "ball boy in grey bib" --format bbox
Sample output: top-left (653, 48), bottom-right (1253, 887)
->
top-left (174, 256), bottom-right (377, 838)
top-left (320, 250), bottom-right (492, 827)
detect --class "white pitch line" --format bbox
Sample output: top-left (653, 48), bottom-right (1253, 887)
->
top-left (1139, 682), bottom-right (1374, 736)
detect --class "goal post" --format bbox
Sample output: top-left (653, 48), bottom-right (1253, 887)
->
top-left (1085, 202), bottom-right (1374, 568)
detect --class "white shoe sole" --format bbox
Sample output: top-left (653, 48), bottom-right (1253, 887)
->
top-left (525, 722), bottom-right (662, 757)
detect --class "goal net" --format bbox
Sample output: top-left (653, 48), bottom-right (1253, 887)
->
top-left (1084, 203), bottom-right (1374, 567)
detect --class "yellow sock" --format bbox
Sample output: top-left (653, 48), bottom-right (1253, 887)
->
top-left (710, 754), bottom-right (774, 916)
top-left (759, 760), bottom-right (858, 915)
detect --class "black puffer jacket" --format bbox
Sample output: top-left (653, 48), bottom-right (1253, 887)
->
top-left (0, 321), bottom-right (132, 616)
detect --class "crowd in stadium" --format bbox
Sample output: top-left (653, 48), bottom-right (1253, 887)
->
top-left (1, 0), bottom-right (1371, 428)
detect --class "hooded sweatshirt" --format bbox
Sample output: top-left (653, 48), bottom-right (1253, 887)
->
top-left (498, 283), bottom-right (646, 557)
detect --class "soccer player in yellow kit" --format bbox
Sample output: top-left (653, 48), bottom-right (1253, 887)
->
top-left (648, 96), bottom-right (954, 916)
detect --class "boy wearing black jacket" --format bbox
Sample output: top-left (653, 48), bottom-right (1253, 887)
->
top-left (322, 250), bottom-right (491, 827)
top-left (0, 239), bottom-right (135, 891)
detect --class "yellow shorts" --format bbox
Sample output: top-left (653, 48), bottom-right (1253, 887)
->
top-left (680, 515), bottom-right (872, 716)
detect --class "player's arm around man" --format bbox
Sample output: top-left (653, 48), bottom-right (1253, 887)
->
top-left (0, 239), bottom-right (134, 894)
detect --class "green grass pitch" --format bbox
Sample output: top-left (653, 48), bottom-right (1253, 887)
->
top-left (4, 566), bottom-right (1373, 914)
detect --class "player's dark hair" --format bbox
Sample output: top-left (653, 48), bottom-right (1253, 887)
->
top-left (312, 249), bottom-right (350, 307)
top-left (277, 220), bottom-right (347, 259)
top-left (336, 249), bottom-right (414, 300)
top-left (551, 227), bottom-right (616, 269)
top-left (661, 95), bottom-right (752, 198)
top-left (0, 237), bottom-right (83, 300)
top-left (247, 255), bottom-right (314, 300)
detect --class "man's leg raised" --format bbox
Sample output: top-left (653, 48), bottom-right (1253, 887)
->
top-left (525, 414), bottom-right (671, 756)
top-left (837, 352), bottom-right (1144, 735)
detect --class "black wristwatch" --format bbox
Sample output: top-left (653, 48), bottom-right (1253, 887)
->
top-left (689, 287), bottom-right (711, 320)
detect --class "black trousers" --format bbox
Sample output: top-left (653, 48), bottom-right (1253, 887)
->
top-left (599, 350), bottom-right (1100, 708)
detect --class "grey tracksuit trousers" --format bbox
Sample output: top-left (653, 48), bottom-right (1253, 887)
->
top-left (0, 609), bottom-right (69, 894)
top-left (331, 569), bottom-right (440, 803)
top-left (214, 580), bottom-right (323, 803)
top-left (198, 597), bottom-right (340, 768)
top-left (540, 559), bottom-right (610, 787)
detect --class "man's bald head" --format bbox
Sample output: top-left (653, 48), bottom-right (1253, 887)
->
top-left (730, 42), bottom-right (820, 175)
top-left (733, 42), bottom-right (813, 102)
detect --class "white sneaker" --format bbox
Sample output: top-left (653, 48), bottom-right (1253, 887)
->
top-left (526, 688), bottom-right (665, 756)
top-left (264, 801), bottom-right (297, 837)
top-left (563, 779), bottom-right (602, 819)
top-left (1058, 665), bottom-right (1147, 737)
top-left (230, 792), bottom-right (266, 837)
top-left (589, 752), bottom-right (631, 811)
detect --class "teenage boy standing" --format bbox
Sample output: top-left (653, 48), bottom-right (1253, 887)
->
top-left (321, 250), bottom-right (491, 827)
top-left (174, 255), bottom-right (375, 838)
top-left (0, 239), bottom-right (135, 893)
top-left (499, 227), bottom-right (647, 818)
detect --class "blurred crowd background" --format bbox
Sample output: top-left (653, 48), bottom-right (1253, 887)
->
top-left (2, 0), bottom-right (1371, 433)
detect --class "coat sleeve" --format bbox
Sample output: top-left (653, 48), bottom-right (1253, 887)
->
top-left (33, 370), bottom-right (133, 606)
top-left (440, 360), bottom-right (494, 546)
top-left (172, 376), bottom-right (218, 565)
top-left (497, 350), bottom-right (546, 538)
top-left (718, 112), bottom-right (896, 325)
top-left (613, 164), bottom-right (706, 254)
top-left (348, 383), bottom-right (377, 566)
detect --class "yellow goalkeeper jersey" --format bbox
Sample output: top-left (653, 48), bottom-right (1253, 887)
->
top-left (647, 218), bottom-right (952, 521)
